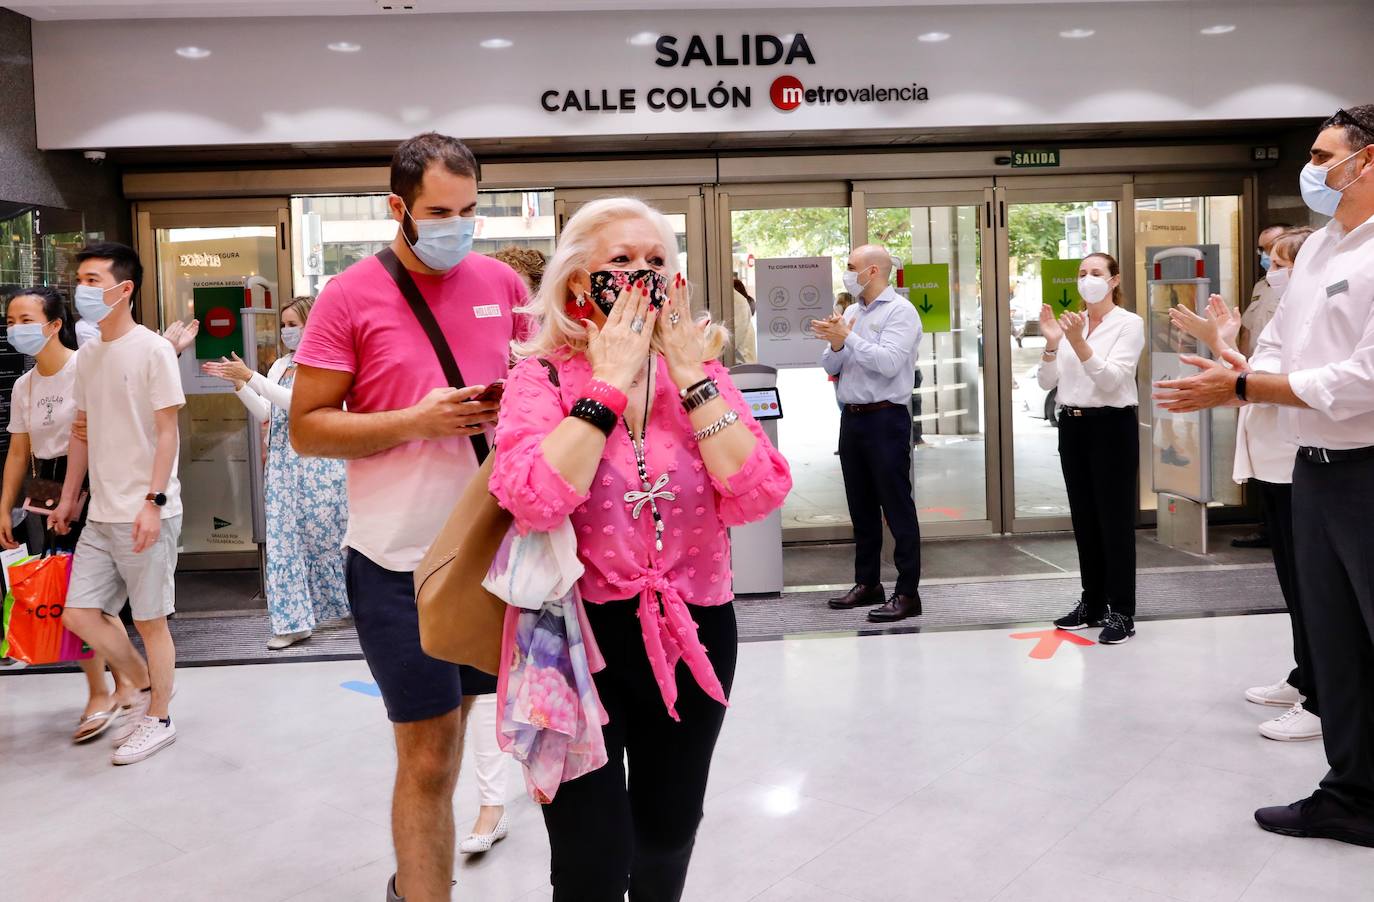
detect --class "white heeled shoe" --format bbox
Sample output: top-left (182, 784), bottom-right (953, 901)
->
top-left (458, 811), bottom-right (510, 854)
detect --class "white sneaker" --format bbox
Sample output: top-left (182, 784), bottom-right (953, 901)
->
top-left (108, 691), bottom-right (153, 745)
top-left (267, 629), bottom-right (312, 650)
top-left (109, 684), bottom-right (179, 746)
top-left (1245, 679), bottom-right (1303, 708)
top-left (458, 811), bottom-right (511, 854)
top-left (112, 715), bottom-right (177, 765)
top-left (1259, 703), bottom-right (1323, 742)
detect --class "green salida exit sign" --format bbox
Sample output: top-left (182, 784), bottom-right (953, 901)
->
top-left (1011, 149), bottom-right (1060, 168)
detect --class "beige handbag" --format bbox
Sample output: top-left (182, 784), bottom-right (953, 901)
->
top-left (413, 453), bottom-right (511, 675)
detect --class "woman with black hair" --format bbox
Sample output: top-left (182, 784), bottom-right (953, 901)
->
top-left (1, 286), bottom-right (138, 742)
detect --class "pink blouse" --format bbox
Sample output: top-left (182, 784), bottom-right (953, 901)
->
top-left (490, 351), bottom-right (792, 718)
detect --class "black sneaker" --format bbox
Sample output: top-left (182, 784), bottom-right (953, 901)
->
top-left (1099, 611), bottom-right (1136, 645)
top-left (1255, 792), bottom-right (1374, 847)
top-left (1053, 601), bottom-right (1101, 631)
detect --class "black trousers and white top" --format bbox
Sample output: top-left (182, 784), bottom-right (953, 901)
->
top-left (1038, 305), bottom-right (1145, 618)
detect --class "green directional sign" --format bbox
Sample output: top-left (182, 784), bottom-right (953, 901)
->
top-left (1041, 258), bottom-right (1083, 314)
top-left (903, 263), bottom-right (951, 333)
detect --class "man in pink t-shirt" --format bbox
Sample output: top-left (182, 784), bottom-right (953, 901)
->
top-left (291, 133), bottom-right (526, 902)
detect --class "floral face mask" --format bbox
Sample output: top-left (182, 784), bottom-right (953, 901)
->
top-left (586, 269), bottom-right (670, 315)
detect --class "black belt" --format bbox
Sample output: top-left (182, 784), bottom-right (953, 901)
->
top-left (844, 401), bottom-right (902, 414)
top-left (1058, 405), bottom-right (1137, 419)
top-left (1297, 445), bottom-right (1374, 464)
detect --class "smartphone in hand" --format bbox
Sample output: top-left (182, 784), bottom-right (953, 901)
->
top-left (473, 380), bottom-right (506, 403)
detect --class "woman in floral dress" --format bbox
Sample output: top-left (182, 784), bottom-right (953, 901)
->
top-left (203, 297), bottom-right (349, 650)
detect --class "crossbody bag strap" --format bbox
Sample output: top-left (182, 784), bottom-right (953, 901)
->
top-left (377, 247), bottom-right (491, 464)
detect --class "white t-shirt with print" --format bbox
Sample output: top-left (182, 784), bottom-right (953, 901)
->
top-left (7, 351), bottom-right (79, 460)
top-left (74, 325), bottom-right (186, 523)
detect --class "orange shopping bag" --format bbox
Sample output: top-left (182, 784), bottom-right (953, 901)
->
top-left (4, 554), bottom-right (91, 665)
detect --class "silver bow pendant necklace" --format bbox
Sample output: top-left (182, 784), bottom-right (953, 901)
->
top-left (623, 357), bottom-right (676, 552)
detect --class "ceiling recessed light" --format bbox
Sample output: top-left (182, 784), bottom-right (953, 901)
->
top-left (174, 46), bottom-right (211, 59)
top-left (918, 31), bottom-right (951, 43)
top-left (1059, 28), bottom-right (1095, 39)
top-left (1200, 24), bottom-right (1236, 35)
top-left (480, 37), bottom-right (513, 49)
top-left (327, 41), bottom-right (362, 53)
top-left (627, 31), bottom-right (658, 47)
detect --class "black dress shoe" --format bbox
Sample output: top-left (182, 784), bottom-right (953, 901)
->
top-left (1231, 533), bottom-right (1270, 549)
top-left (828, 583), bottom-right (886, 610)
top-left (1255, 792), bottom-right (1374, 848)
top-left (867, 593), bottom-right (922, 622)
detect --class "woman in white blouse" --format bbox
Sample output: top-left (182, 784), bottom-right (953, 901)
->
top-left (202, 297), bottom-right (349, 650)
top-left (1169, 228), bottom-right (1321, 743)
top-left (1037, 252), bottom-right (1146, 645)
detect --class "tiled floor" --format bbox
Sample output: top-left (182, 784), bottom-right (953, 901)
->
top-left (3, 613), bottom-right (1366, 902)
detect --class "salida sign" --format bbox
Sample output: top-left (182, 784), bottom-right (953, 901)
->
top-left (541, 31), bottom-right (930, 115)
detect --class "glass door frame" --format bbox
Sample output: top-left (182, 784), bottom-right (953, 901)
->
top-left (717, 181), bottom-right (853, 542)
top-left (554, 185), bottom-right (715, 320)
top-left (132, 197), bottom-right (293, 571)
top-left (1130, 171), bottom-right (1258, 527)
top-left (992, 175), bottom-right (1134, 534)
top-left (855, 179), bottom-right (1000, 538)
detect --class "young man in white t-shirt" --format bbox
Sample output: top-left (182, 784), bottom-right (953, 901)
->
top-left (52, 242), bottom-right (186, 767)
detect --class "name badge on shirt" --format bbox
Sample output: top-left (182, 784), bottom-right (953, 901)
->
top-left (472, 304), bottom-right (501, 319)
top-left (1326, 280), bottom-right (1350, 298)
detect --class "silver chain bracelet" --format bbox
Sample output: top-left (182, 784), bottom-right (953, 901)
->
top-left (693, 409), bottom-right (739, 442)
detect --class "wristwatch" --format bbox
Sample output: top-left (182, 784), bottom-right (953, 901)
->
top-left (146, 492), bottom-right (168, 507)
top-left (1235, 372), bottom-right (1248, 402)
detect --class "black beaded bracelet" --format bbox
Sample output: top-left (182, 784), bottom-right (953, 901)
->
top-left (570, 398), bottom-right (617, 436)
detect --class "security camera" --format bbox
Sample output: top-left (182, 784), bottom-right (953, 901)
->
top-left (83, 150), bottom-right (107, 164)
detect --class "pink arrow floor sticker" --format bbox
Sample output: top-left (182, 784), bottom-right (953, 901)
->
top-left (1010, 628), bottom-right (1095, 660)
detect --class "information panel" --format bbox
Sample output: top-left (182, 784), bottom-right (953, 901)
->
top-left (754, 257), bottom-right (832, 369)
top-left (1149, 277), bottom-right (1213, 504)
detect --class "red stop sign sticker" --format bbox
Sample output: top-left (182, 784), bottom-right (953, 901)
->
top-left (205, 306), bottom-right (236, 338)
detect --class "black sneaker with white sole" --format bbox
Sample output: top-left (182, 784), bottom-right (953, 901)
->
top-left (1098, 611), bottom-right (1136, 645)
top-left (1053, 600), bottom-right (1102, 631)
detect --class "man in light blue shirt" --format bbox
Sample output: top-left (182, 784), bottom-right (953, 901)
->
top-left (813, 244), bottom-right (924, 622)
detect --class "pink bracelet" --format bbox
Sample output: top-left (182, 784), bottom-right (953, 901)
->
top-left (584, 379), bottom-right (629, 417)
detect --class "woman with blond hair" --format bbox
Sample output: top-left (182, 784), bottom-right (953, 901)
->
top-left (490, 197), bottom-right (791, 900)
top-left (203, 296), bottom-right (349, 650)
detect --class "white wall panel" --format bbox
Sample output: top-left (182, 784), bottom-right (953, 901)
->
top-left (30, 1), bottom-right (1370, 149)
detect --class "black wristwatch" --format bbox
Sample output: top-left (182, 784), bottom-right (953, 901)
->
top-left (146, 492), bottom-right (168, 507)
top-left (1235, 372), bottom-right (1248, 402)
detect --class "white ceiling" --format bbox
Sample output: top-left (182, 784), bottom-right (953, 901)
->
top-left (9, 0), bottom-right (1209, 20)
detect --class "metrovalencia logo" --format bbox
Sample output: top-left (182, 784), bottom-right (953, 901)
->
top-left (769, 74), bottom-right (929, 112)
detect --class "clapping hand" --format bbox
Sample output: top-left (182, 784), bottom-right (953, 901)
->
top-left (1059, 310), bottom-right (1087, 344)
top-left (1038, 305), bottom-right (1063, 344)
top-left (201, 353), bottom-right (255, 389)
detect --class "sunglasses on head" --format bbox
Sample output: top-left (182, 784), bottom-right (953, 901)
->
top-left (1324, 108), bottom-right (1374, 134)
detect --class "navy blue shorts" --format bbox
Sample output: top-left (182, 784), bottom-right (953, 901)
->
top-left (345, 549), bottom-right (496, 724)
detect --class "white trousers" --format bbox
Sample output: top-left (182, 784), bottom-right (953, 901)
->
top-left (468, 695), bottom-right (509, 807)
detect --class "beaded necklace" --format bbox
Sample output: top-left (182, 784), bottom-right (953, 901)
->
top-left (622, 358), bottom-right (676, 552)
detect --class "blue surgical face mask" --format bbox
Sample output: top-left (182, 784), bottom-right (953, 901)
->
top-left (74, 281), bottom-right (127, 324)
top-left (401, 204), bottom-right (475, 271)
top-left (280, 326), bottom-right (303, 350)
top-left (1258, 252), bottom-right (1271, 272)
top-left (1300, 146), bottom-right (1370, 217)
top-left (6, 323), bottom-right (52, 357)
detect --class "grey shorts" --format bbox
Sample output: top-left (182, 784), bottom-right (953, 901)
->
top-left (66, 516), bottom-right (181, 622)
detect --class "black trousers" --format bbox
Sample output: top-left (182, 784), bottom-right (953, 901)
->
top-left (1255, 479), bottom-right (1319, 716)
top-left (1057, 408), bottom-right (1138, 617)
top-left (838, 404), bottom-right (923, 596)
top-left (542, 600), bottom-right (737, 902)
top-left (1292, 456), bottom-right (1374, 813)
